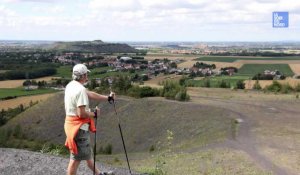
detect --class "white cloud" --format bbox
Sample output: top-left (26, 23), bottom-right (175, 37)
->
top-left (0, 5), bottom-right (16, 16)
top-left (32, 5), bottom-right (64, 14)
top-left (88, 0), bottom-right (141, 11)
top-left (1, 0), bottom-right (300, 41)
top-left (0, 0), bottom-right (59, 3)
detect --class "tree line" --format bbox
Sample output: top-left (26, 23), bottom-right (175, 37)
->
top-left (0, 68), bottom-right (57, 80)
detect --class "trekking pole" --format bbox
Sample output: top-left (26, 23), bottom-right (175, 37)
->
top-left (109, 94), bottom-right (132, 175)
top-left (93, 108), bottom-right (98, 175)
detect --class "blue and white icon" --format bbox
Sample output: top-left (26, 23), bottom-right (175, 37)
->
top-left (273, 12), bottom-right (289, 28)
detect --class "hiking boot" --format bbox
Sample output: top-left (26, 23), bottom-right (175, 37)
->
top-left (99, 171), bottom-right (114, 175)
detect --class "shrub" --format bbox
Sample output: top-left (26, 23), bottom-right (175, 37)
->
top-left (13, 124), bottom-right (22, 139)
top-left (154, 130), bottom-right (174, 175)
top-left (236, 80), bottom-right (245, 89)
top-left (280, 84), bottom-right (294, 94)
top-left (160, 80), bottom-right (189, 101)
top-left (127, 86), bottom-right (160, 98)
top-left (265, 81), bottom-right (282, 93)
top-left (98, 144), bottom-right (113, 154)
top-left (203, 78), bottom-right (211, 88)
top-left (175, 88), bottom-right (190, 101)
top-left (161, 80), bottom-right (181, 99)
top-left (40, 143), bottom-right (68, 155)
top-left (0, 129), bottom-right (8, 146)
top-left (253, 80), bottom-right (262, 90)
top-left (252, 73), bottom-right (274, 80)
top-left (149, 145), bottom-right (155, 152)
top-left (218, 80), bottom-right (230, 88)
top-left (104, 144), bottom-right (113, 155)
top-left (295, 84), bottom-right (300, 92)
top-left (179, 76), bottom-right (188, 86)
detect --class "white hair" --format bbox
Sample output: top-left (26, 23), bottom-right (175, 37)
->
top-left (72, 73), bottom-right (86, 81)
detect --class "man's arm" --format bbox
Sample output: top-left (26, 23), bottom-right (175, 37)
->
top-left (86, 90), bottom-right (109, 101)
top-left (77, 105), bottom-right (95, 118)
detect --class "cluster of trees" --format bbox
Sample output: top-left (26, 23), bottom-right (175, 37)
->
top-left (120, 59), bottom-right (148, 65)
top-left (93, 75), bottom-right (190, 101)
top-left (193, 62), bottom-right (216, 69)
top-left (0, 51), bottom-right (56, 70)
top-left (22, 78), bottom-right (70, 88)
top-left (252, 73), bottom-right (285, 80)
top-left (220, 67), bottom-right (238, 73)
top-left (0, 68), bottom-right (57, 80)
top-left (23, 80), bottom-right (47, 87)
top-left (160, 80), bottom-right (190, 101)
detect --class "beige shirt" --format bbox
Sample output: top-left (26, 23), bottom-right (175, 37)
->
top-left (64, 80), bottom-right (90, 130)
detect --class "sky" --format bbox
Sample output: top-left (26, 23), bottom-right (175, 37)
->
top-left (0, 0), bottom-right (300, 42)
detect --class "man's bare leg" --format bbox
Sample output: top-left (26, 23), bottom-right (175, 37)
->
top-left (86, 159), bottom-right (101, 175)
top-left (67, 159), bottom-right (81, 175)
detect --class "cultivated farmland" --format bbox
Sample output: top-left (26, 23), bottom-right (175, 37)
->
top-left (0, 93), bottom-right (56, 110)
top-left (0, 88), bottom-right (58, 99)
top-left (0, 76), bottom-right (59, 88)
top-left (238, 64), bottom-right (294, 76)
top-left (196, 56), bottom-right (300, 63)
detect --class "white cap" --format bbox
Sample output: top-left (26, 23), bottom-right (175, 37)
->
top-left (72, 64), bottom-right (90, 75)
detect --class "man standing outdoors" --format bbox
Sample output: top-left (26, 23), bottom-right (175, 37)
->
top-left (64, 64), bottom-right (114, 175)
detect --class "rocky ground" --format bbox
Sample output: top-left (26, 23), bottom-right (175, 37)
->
top-left (0, 148), bottom-right (137, 175)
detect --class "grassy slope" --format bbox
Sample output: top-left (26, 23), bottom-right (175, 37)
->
top-left (1, 93), bottom-right (271, 174)
top-left (1, 93), bottom-right (235, 152)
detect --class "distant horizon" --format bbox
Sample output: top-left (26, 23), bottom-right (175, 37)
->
top-left (1, 39), bottom-right (300, 43)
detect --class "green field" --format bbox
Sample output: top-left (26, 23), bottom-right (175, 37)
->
top-left (238, 64), bottom-right (294, 76)
top-left (55, 66), bottom-right (73, 78)
top-left (196, 56), bottom-right (300, 63)
top-left (0, 88), bottom-right (58, 99)
top-left (187, 75), bottom-right (250, 88)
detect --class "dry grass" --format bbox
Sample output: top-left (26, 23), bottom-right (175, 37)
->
top-left (128, 148), bottom-right (271, 175)
top-left (0, 80), bottom-right (27, 88)
top-left (244, 77), bottom-right (300, 89)
top-left (143, 74), bottom-right (182, 87)
top-left (0, 76), bottom-right (59, 88)
top-left (259, 145), bottom-right (300, 175)
top-left (289, 64), bottom-right (300, 75)
top-left (0, 93), bottom-right (56, 110)
top-left (187, 87), bottom-right (296, 101)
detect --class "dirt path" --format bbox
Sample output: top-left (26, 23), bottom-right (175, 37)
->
top-left (189, 95), bottom-right (297, 175)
